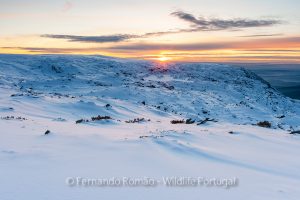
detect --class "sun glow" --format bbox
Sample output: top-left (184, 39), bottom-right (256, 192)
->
top-left (157, 56), bottom-right (171, 62)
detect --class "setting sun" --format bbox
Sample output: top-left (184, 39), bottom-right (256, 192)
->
top-left (157, 56), bottom-right (171, 62)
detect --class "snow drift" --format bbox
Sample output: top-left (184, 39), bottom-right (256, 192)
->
top-left (0, 54), bottom-right (300, 200)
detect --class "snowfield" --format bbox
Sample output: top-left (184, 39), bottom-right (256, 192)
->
top-left (0, 54), bottom-right (300, 200)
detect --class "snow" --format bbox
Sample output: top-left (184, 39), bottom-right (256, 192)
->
top-left (0, 54), bottom-right (300, 199)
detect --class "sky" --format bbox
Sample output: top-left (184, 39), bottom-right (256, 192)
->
top-left (1, 0), bottom-right (300, 63)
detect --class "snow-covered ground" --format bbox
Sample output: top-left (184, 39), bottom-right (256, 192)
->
top-left (0, 54), bottom-right (300, 200)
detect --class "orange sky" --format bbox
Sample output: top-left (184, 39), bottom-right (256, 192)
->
top-left (1, 0), bottom-right (300, 63)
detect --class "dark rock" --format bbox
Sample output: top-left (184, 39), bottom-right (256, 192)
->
top-left (186, 118), bottom-right (195, 124)
top-left (171, 119), bottom-right (185, 124)
top-left (197, 118), bottom-right (217, 125)
top-left (257, 121), bottom-right (271, 128)
top-left (290, 130), bottom-right (300, 134)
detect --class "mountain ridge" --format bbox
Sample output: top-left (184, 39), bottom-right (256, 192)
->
top-left (0, 54), bottom-right (299, 131)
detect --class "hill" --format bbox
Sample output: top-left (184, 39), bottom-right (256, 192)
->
top-left (0, 54), bottom-right (300, 200)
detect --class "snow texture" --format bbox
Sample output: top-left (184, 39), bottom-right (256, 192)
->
top-left (0, 54), bottom-right (300, 200)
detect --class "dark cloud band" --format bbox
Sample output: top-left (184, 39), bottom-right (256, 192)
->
top-left (171, 11), bottom-right (281, 31)
top-left (41, 11), bottom-right (282, 44)
top-left (41, 34), bottom-right (137, 43)
top-left (6, 36), bottom-right (299, 52)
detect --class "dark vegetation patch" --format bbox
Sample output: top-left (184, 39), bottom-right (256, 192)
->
top-left (257, 121), bottom-right (272, 128)
top-left (51, 65), bottom-right (63, 73)
top-left (91, 115), bottom-right (111, 121)
top-left (149, 67), bottom-right (168, 73)
top-left (197, 118), bottom-right (218, 125)
top-left (0, 107), bottom-right (14, 111)
top-left (125, 118), bottom-right (150, 123)
top-left (11, 93), bottom-right (24, 97)
top-left (1, 116), bottom-right (27, 121)
top-left (159, 82), bottom-right (175, 90)
top-left (87, 80), bottom-right (112, 87)
top-left (290, 130), bottom-right (300, 134)
top-left (186, 118), bottom-right (195, 124)
top-left (170, 119), bottom-right (185, 124)
top-left (75, 119), bottom-right (87, 124)
top-left (133, 82), bottom-right (156, 88)
top-left (139, 135), bottom-right (164, 139)
top-left (76, 115), bottom-right (112, 124)
top-left (170, 118), bottom-right (195, 124)
top-left (50, 92), bottom-right (75, 99)
top-left (52, 117), bottom-right (66, 122)
top-left (133, 81), bottom-right (174, 90)
top-left (202, 110), bottom-right (209, 114)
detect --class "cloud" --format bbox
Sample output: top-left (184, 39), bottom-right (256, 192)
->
top-left (1, 47), bottom-right (85, 53)
top-left (239, 34), bottom-right (284, 37)
top-left (40, 10), bottom-right (283, 44)
top-left (107, 43), bottom-right (230, 51)
top-left (171, 11), bottom-right (281, 31)
top-left (62, 1), bottom-right (73, 12)
top-left (105, 37), bottom-right (300, 51)
top-left (41, 34), bottom-right (137, 43)
top-left (5, 37), bottom-right (300, 54)
top-left (41, 31), bottom-right (184, 43)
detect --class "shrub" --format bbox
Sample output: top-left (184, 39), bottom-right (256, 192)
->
top-left (257, 121), bottom-right (271, 128)
top-left (197, 118), bottom-right (217, 125)
top-left (76, 115), bottom-right (112, 124)
top-left (185, 118), bottom-right (195, 124)
top-left (290, 130), bottom-right (300, 134)
top-left (91, 115), bottom-right (111, 121)
top-left (75, 119), bottom-right (86, 124)
top-left (125, 118), bottom-right (146, 123)
top-left (171, 119), bottom-right (185, 124)
top-left (1, 116), bottom-right (27, 121)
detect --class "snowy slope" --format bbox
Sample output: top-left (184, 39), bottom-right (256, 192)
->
top-left (0, 54), bottom-right (300, 200)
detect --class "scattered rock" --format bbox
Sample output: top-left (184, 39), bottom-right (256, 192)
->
top-left (290, 130), bottom-right (300, 134)
top-left (185, 118), bottom-right (195, 124)
top-left (51, 65), bottom-right (63, 73)
top-left (202, 110), bottom-right (208, 114)
top-left (91, 115), bottom-right (111, 121)
top-left (44, 130), bottom-right (50, 135)
top-left (276, 115), bottom-right (285, 119)
top-left (10, 93), bottom-right (23, 97)
top-left (52, 117), bottom-right (66, 122)
top-left (76, 115), bottom-right (112, 124)
top-left (139, 135), bottom-right (164, 139)
top-left (75, 119), bottom-right (86, 124)
top-left (1, 116), bottom-right (27, 121)
top-left (257, 121), bottom-right (271, 128)
top-left (197, 118), bottom-right (217, 125)
top-left (125, 118), bottom-right (148, 123)
top-left (171, 119), bottom-right (185, 124)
